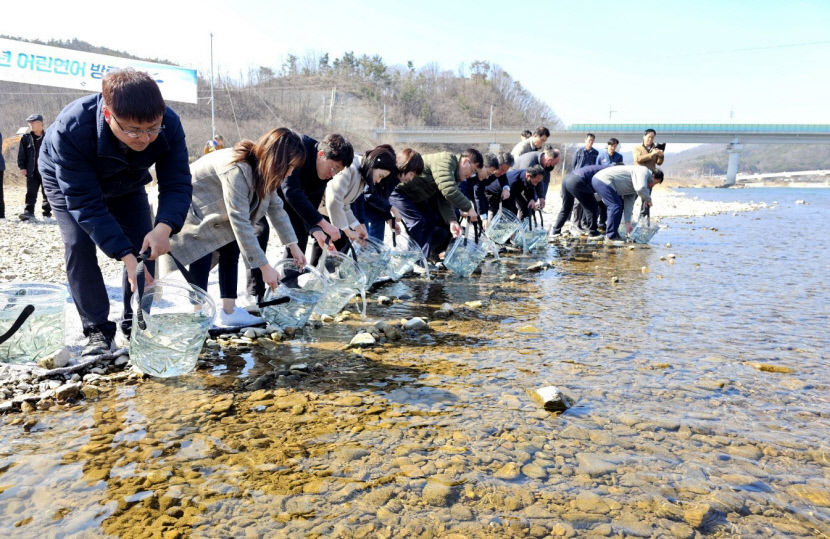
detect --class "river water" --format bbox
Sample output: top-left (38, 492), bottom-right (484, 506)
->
top-left (0, 188), bottom-right (827, 537)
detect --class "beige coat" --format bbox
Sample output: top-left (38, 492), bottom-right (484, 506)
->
top-left (166, 148), bottom-right (297, 269)
top-left (320, 157), bottom-right (365, 229)
top-left (633, 144), bottom-right (664, 171)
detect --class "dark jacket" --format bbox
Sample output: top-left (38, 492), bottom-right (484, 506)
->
top-left (0, 130), bottom-right (5, 171)
top-left (17, 131), bottom-right (44, 177)
top-left (572, 146), bottom-right (599, 171)
top-left (514, 151), bottom-right (552, 199)
top-left (358, 174), bottom-right (398, 222)
top-left (38, 93), bottom-right (192, 260)
top-left (504, 169), bottom-right (538, 216)
top-left (572, 164), bottom-right (610, 185)
top-left (279, 135), bottom-right (327, 229)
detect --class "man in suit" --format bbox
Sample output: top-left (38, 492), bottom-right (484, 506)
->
top-left (513, 144), bottom-right (561, 208)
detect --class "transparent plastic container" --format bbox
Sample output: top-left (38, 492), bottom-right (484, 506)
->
top-left (130, 280), bottom-right (215, 378)
top-left (0, 283), bottom-right (66, 364)
top-left (485, 208), bottom-right (521, 245)
top-left (444, 224), bottom-right (488, 278)
top-left (351, 236), bottom-right (390, 285)
top-left (630, 219), bottom-right (660, 244)
top-left (386, 234), bottom-right (427, 281)
top-left (260, 260), bottom-right (328, 329)
top-left (314, 251), bottom-right (367, 316)
top-left (516, 216), bottom-right (548, 252)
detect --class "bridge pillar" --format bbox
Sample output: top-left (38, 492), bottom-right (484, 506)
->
top-left (725, 138), bottom-right (743, 186)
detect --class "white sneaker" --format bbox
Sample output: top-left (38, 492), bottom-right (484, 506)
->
top-left (214, 307), bottom-right (265, 328)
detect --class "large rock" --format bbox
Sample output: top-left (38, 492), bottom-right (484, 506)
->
top-left (528, 386), bottom-right (574, 412)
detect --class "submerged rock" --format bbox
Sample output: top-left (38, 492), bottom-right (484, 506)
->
top-left (404, 317), bottom-right (428, 330)
top-left (433, 303), bottom-right (454, 319)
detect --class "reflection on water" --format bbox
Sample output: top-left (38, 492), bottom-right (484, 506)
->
top-left (0, 189), bottom-right (828, 537)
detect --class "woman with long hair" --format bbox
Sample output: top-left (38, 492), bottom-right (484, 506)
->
top-left (310, 144), bottom-right (400, 263)
top-left (168, 128), bottom-right (306, 328)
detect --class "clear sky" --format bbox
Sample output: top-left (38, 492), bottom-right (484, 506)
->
top-left (3, 0), bottom-right (829, 126)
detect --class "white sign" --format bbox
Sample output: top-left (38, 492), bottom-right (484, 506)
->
top-left (0, 38), bottom-right (198, 104)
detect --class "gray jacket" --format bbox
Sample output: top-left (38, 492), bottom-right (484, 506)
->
top-left (593, 165), bottom-right (653, 224)
top-left (510, 139), bottom-right (536, 161)
top-left (166, 148), bottom-right (297, 269)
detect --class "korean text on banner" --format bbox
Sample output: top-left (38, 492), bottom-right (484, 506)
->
top-left (0, 38), bottom-right (198, 104)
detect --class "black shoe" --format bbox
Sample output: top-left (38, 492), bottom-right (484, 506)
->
top-left (42, 213), bottom-right (52, 219)
top-left (18, 211), bottom-right (35, 221)
top-left (82, 330), bottom-right (115, 357)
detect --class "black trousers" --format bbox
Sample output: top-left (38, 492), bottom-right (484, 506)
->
top-left (24, 170), bottom-right (51, 216)
top-left (189, 240), bottom-right (241, 299)
top-left (0, 170), bottom-right (5, 218)
top-left (48, 189), bottom-right (153, 337)
top-left (553, 174), bottom-right (599, 234)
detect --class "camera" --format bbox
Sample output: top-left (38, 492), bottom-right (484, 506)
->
top-left (655, 142), bottom-right (666, 151)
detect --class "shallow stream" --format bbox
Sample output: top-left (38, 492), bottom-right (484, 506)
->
top-left (1, 188), bottom-right (828, 537)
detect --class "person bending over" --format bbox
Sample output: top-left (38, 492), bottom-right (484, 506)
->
top-left (38, 69), bottom-right (192, 355)
top-left (314, 144), bottom-right (399, 264)
top-left (247, 133), bottom-right (353, 302)
top-left (551, 164), bottom-right (610, 237)
top-left (389, 148), bottom-right (483, 260)
top-left (591, 165), bottom-right (664, 242)
top-left (166, 128), bottom-right (306, 328)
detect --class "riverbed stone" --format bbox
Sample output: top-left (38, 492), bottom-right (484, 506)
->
top-left (528, 386), bottom-right (574, 412)
top-left (521, 462), bottom-right (547, 480)
top-left (422, 481), bottom-right (452, 506)
top-left (55, 382), bottom-right (82, 401)
top-left (494, 462), bottom-right (521, 480)
top-left (786, 484), bottom-right (830, 507)
top-left (683, 502), bottom-right (719, 528)
top-left (404, 317), bottom-right (427, 330)
top-left (575, 453), bottom-right (618, 477)
top-left (574, 491), bottom-right (609, 513)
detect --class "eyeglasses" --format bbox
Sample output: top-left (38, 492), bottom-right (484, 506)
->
top-left (110, 114), bottom-right (164, 138)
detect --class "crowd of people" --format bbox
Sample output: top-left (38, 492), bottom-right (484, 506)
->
top-left (4, 68), bottom-right (666, 356)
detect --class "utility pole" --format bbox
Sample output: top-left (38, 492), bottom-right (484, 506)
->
top-left (210, 33), bottom-right (215, 140)
top-left (328, 86), bottom-right (336, 125)
top-left (383, 104), bottom-right (387, 130)
top-left (608, 105), bottom-right (617, 120)
top-left (489, 104), bottom-right (494, 131)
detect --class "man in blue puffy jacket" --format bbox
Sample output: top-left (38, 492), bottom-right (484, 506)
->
top-left (39, 69), bottom-right (192, 356)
